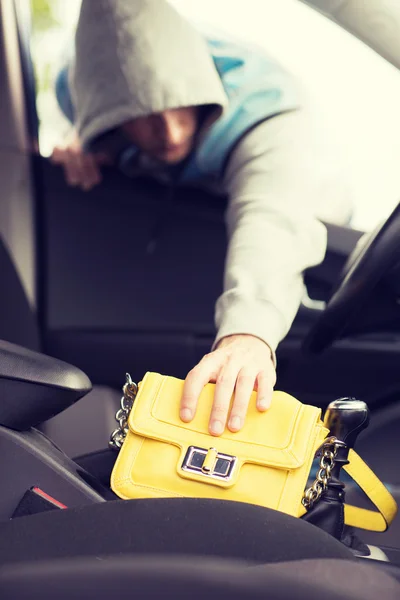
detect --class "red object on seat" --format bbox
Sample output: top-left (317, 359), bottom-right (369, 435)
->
top-left (31, 487), bottom-right (67, 509)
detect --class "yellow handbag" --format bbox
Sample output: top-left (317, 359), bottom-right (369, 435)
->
top-left (110, 372), bottom-right (397, 532)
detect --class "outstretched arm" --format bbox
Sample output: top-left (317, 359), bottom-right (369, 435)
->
top-left (180, 108), bottom-right (330, 435)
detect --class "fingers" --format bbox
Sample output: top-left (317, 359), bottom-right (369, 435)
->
top-left (50, 146), bottom-right (64, 163)
top-left (79, 153), bottom-right (102, 190)
top-left (227, 368), bottom-right (256, 432)
top-left (256, 369), bottom-right (275, 412)
top-left (209, 358), bottom-right (241, 435)
top-left (62, 148), bottom-right (82, 186)
top-left (180, 354), bottom-right (219, 423)
top-left (180, 336), bottom-right (277, 437)
top-left (51, 146), bottom-right (103, 190)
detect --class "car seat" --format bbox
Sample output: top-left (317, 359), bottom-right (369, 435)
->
top-left (0, 236), bottom-right (121, 458)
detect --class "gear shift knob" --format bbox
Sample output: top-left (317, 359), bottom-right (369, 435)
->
top-left (324, 398), bottom-right (370, 448)
top-left (305, 398), bottom-right (371, 546)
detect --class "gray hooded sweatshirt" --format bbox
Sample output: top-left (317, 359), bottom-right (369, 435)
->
top-left (70, 0), bottom-right (351, 355)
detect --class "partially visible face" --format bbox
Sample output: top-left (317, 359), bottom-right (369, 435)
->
top-left (121, 106), bottom-right (199, 164)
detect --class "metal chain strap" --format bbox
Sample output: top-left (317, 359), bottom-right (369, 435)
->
top-left (109, 373), bottom-right (138, 450)
top-left (302, 436), bottom-right (340, 510)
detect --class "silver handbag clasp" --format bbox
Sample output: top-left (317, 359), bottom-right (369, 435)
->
top-left (181, 446), bottom-right (237, 481)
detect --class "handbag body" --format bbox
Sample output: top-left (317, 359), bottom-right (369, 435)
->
top-left (110, 372), bottom-right (397, 531)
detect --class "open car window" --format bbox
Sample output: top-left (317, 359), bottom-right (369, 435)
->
top-left (30, 0), bottom-right (400, 232)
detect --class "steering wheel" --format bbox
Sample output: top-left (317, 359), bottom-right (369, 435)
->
top-left (303, 202), bottom-right (400, 353)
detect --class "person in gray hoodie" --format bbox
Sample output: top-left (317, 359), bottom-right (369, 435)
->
top-left (51, 0), bottom-right (352, 437)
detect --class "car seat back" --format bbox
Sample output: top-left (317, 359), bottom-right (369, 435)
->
top-left (0, 237), bottom-right (40, 351)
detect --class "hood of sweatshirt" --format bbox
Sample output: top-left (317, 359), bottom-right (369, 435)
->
top-left (70, 0), bottom-right (229, 153)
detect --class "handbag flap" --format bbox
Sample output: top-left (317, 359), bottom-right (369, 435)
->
top-left (128, 372), bottom-right (326, 470)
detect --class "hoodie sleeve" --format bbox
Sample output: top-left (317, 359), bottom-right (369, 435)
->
top-left (213, 108), bottom-right (327, 353)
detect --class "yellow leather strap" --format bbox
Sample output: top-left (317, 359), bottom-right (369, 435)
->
top-left (342, 449), bottom-right (398, 532)
top-left (298, 450), bottom-right (397, 531)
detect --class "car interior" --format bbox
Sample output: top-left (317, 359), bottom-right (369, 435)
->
top-left (1, 0), bottom-right (400, 596)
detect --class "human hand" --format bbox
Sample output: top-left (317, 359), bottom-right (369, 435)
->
top-left (50, 129), bottom-right (111, 191)
top-left (180, 334), bottom-right (276, 436)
